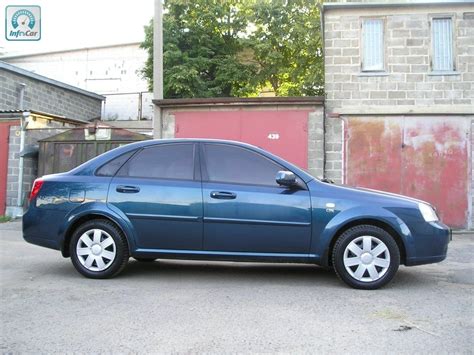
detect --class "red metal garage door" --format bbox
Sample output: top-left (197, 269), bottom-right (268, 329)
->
top-left (174, 110), bottom-right (310, 169)
top-left (346, 116), bottom-right (469, 229)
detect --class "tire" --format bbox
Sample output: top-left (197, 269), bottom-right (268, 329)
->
top-left (332, 225), bottom-right (400, 290)
top-left (70, 219), bottom-right (129, 279)
top-left (133, 257), bottom-right (157, 262)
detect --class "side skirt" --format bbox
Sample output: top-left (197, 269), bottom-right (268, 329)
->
top-left (132, 248), bottom-right (320, 264)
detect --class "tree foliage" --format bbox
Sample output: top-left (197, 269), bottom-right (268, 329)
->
top-left (140, 0), bottom-right (323, 98)
top-left (141, 0), bottom-right (256, 98)
top-left (249, 0), bottom-right (324, 96)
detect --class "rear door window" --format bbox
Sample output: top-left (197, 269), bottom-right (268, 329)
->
top-left (117, 144), bottom-right (195, 180)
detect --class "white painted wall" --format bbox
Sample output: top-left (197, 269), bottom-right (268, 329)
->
top-left (2, 43), bottom-right (153, 120)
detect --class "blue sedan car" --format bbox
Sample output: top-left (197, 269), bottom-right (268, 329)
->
top-left (23, 139), bottom-right (450, 289)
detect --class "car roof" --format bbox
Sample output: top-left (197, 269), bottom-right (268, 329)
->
top-left (69, 138), bottom-right (315, 183)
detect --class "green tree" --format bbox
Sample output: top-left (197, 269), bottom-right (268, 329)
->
top-left (140, 0), bottom-right (324, 98)
top-left (248, 0), bottom-right (324, 96)
top-left (141, 0), bottom-right (256, 98)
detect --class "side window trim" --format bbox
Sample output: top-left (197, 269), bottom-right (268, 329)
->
top-left (193, 143), bottom-right (202, 181)
top-left (198, 142), bottom-right (210, 181)
top-left (116, 143), bottom-right (198, 182)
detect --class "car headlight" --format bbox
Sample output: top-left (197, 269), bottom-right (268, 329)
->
top-left (418, 203), bottom-right (438, 222)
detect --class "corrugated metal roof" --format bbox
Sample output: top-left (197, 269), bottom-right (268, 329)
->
top-left (38, 123), bottom-right (151, 142)
top-left (0, 61), bottom-right (105, 100)
top-left (0, 109), bottom-right (88, 125)
top-left (154, 97), bottom-right (325, 108)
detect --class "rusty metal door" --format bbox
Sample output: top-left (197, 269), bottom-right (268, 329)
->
top-left (346, 116), bottom-right (469, 228)
top-left (174, 110), bottom-right (310, 169)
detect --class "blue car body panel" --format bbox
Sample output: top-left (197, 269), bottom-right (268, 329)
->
top-left (23, 139), bottom-right (450, 267)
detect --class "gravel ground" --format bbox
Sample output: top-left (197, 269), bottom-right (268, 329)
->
top-left (1, 220), bottom-right (473, 353)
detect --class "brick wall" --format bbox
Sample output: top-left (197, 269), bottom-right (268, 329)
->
top-left (0, 68), bottom-right (103, 121)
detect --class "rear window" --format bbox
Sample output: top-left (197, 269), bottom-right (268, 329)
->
top-left (96, 150), bottom-right (136, 177)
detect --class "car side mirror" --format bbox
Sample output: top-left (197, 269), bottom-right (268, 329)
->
top-left (276, 171), bottom-right (297, 187)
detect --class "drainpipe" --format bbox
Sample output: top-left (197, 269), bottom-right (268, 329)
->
top-left (318, 2), bottom-right (327, 179)
top-left (153, 0), bottom-right (164, 137)
top-left (17, 84), bottom-right (27, 210)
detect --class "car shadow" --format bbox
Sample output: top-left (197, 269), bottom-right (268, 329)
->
top-left (121, 259), bottom-right (338, 286)
top-left (44, 259), bottom-right (431, 290)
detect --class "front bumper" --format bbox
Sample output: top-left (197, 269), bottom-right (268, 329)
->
top-left (405, 221), bottom-right (450, 266)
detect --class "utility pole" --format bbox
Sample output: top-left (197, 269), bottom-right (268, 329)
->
top-left (153, 0), bottom-right (164, 138)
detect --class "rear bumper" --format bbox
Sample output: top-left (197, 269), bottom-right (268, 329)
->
top-left (23, 235), bottom-right (61, 251)
top-left (23, 206), bottom-right (62, 251)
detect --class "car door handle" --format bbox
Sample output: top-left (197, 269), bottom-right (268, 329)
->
top-left (116, 185), bottom-right (140, 193)
top-left (210, 191), bottom-right (237, 199)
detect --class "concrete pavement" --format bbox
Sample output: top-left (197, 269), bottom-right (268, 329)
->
top-left (1, 220), bottom-right (473, 353)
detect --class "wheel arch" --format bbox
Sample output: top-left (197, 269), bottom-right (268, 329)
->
top-left (322, 218), bottom-right (407, 268)
top-left (61, 212), bottom-right (133, 258)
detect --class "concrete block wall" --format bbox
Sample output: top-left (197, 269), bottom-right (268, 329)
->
top-left (323, 3), bottom-right (474, 187)
top-left (307, 109), bottom-right (325, 179)
top-left (0, 69), bottom-right (103, 121)
top-left (4, 43), bottom-right (151, 121)
top-left (324, 5), bottom-right (474, 111)
top-left (324, 117), bottom-right (344, 183)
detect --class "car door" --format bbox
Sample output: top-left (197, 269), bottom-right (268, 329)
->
top-left (201, 143), bottom-right (312, 254)
top-left (107, 143), bottom-right (203, 250)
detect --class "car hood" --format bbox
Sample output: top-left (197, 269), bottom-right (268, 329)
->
top-left (353, 186), bottom-right (430, 206)
top-left (315, 181), bottom-right (430, 208)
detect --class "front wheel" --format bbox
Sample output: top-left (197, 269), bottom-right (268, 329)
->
top-left (70, 219), bottom-right (129, 279)
top-left (332, 225), bottom-right (400, 290)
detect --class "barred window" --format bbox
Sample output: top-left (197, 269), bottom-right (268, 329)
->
top-left (362, 18), bottom-right (385, 71)
top-left (432, 17), bottom-right (454, 71)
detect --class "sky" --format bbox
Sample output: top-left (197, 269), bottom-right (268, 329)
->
top-left (0, 0), bottom-right (154, 56)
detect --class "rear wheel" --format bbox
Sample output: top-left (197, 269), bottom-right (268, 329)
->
top-left (70, 219), bottom-right (129, 279)
top-left (332, 225), bottom-right (400, 290)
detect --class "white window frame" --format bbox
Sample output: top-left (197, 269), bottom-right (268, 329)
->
top-left (430, 15), bottom-right (456, 73)
top-left (361, 17), bottom-right (386, 72)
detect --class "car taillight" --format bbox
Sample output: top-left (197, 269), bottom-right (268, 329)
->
top-left (29, 178), bottom-right (44, 201)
